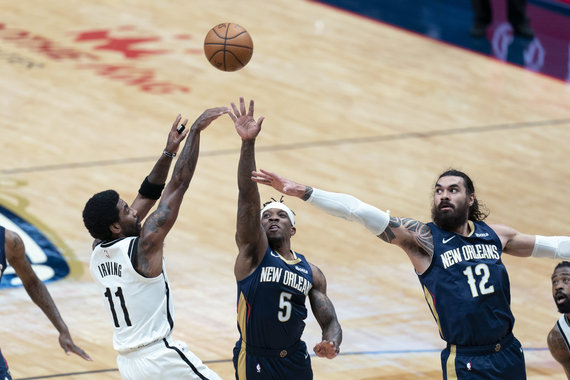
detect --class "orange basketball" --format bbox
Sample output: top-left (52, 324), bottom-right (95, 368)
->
top-left (204, 23), bottom-right (253, 72)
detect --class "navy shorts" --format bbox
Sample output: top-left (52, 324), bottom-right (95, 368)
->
top-left (0, 348), bottom-right (12, 380)
top-left (233, 340), bottom-right (312, 380)
top-left (441, 333), bottom-right (526, 380)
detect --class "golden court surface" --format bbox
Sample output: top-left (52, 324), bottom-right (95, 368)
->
top-left (1, 0), bottom-right (570, 379)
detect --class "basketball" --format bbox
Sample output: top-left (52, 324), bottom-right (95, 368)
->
top-left (204, 23), bottom-right (253, 72)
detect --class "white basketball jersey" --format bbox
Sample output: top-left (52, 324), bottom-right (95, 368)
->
top-left (557, 314), bottom-right (570, 352)
top-left (90, 237), bottom-right (174, 352)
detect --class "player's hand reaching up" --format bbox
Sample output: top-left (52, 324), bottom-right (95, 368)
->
top-left (164, 114), bottom-right (189, 156)
top-left (193, 107), bottom-right (230, 132)
top-left (229, 97), bottom-right (264, 141)
top-left (251, 169), bottom-right (306, 198)
top-left (313, 340), bottom-right (339, 359)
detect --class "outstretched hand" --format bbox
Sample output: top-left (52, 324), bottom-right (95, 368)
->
top-left (59, 332), bottom-right (92, 361)
top-left (164, 114), bottom-right (190, 155)
top-left (228, 97), bottom-right (264, 141)
top-left (194, 107), bottom-right (231, 132)
top-left (251, 169), bottom-right (305, 198)
top-left (313, 340), bottom-right (339, 359)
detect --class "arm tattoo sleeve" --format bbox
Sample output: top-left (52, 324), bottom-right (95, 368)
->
top-left (379, 217), bottom-right (400, 243)
top-left (379, 217), bottom-right (433, 253)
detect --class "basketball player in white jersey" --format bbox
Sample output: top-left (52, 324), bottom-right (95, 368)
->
top-left (548, 261), bottom-right (570, 378)
top-left (82, 108), bottom-right (228, 380)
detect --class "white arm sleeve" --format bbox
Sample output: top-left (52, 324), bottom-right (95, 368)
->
top-left (306, 188), bottom-right (390, 236)
top-left (531, 235), bottom-right (570, 259)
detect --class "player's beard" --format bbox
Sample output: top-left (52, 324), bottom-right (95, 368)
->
top-left (555, 293), bottom-right (570, 313)
top-left (431, 200), bottom-right (470, 231)
top-left (121, 217), bottom-right (141, 237)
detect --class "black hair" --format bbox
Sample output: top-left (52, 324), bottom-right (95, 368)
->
top-left (555, 261), bottom-right (570, 271)
top-left (437, 169), bottom-right (489, 222)
top-left (82, 189), bottom-right (120, 241)
top-left (262, 196), bottom-right (296, 217)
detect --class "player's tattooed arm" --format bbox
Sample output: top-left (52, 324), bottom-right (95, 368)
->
top-left (309, 264), bottom-right (342, 358)
top-left (378, 216), bottom-right (399, 243)
top-left (379, 217), bottom-right (433, 253)
top-left (137, 203), bottom-right (170, 277)
top-left (547, 326), bottom-right (570, 377)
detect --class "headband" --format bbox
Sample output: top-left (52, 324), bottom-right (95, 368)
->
top-left (260, 202), bottom-right (295, 226)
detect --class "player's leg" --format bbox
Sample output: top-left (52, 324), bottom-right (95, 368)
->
top-left (470, 0), bottom-right (492, 37)
top-left (239, 341), bottom-right (313, 380)
top-left (117, 338), bottom-right (221, 380)
top-left (507, 0), bottom-right (534, 37)
top-left (160, 339), bottom-right (222, 380)
top-left (443, 335), bottom-right (526, 379)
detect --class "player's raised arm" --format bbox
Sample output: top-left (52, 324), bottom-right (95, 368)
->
top-left (252, 169), bottom-right (435, 272)
top-left (136, 107), bottom-right (228, 277)
top-left (252, 169), bottom-right (390, 234)
top-left (229, 97), bottom-right (267, 281)
top-left (130, 114), bottom-right (190, 220)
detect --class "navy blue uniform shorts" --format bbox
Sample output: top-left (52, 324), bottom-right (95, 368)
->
top-left (441, 333), bottom-right (526, 380)
top-left (233, 340), bottom-right (312, 380)
top-left (0, 348), bottom-right (12, 380)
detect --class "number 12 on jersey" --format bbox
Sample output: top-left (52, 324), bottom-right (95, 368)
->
top-left (463, 263), bottom-right (495, 298)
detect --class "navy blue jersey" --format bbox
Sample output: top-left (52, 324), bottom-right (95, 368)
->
top-left (234, 247), bottom-right (313, 377)
top-left (419, 221), bottom-right (515, 346)
top-left (0, 226), bottom-right (7, 280)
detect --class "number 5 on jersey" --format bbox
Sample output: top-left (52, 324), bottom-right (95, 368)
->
top-left (278, 292), bottom-right (292, 322)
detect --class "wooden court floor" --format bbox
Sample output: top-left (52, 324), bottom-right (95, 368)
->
top-left (1, 0), bottom-right (570, 379)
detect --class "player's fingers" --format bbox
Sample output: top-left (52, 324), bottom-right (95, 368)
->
top-left (258, 168), bottom-right (277, 179)
top-left (68, 344), bottom-right (92, 360)
top-left (230, 102), bottom-right (239, 117)
top-left (176, 118), bottom-right (188, 134)
top-left (239, 97), bottom-right (246, 115)
top-left (257, 116), bottom-right (265, 129)
top-left (171, 114), bottom-right (182, 129)
top-left (248, 99), bottom-right (254, 116)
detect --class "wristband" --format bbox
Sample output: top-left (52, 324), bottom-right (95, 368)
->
top-left (162, 150), bottom-right (176, 158)
top-left (138, 176), bottom-right (165, 200)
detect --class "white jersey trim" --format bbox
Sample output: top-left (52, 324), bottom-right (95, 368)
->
top-left (557, 315), bottom-right (570, 352)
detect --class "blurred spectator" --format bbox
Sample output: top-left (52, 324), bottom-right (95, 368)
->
top-left (471, 0), bottom-right (534, 38)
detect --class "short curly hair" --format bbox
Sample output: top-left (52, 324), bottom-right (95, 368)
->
top-left (82, 190), bottom-right (120, 241)
top-left (554, 261), bottom-right (570, 271)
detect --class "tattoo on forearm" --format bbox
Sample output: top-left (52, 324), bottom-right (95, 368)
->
top-left (147, 204), bottom-right (170, 233)
top-left (301, 186), bottom-right (313, 201)
top-left (379, 217), bottom-right (399, 242)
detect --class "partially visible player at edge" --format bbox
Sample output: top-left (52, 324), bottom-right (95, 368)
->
top-left (252, 168), bottom-right (570, 379)
top-left (0, 226), bottom-right (91, 380)
top-left (82, 109), bottom-right (228, 380)
top-left (548, 261), bottom-right (570, 378)
top-left (229, 97), bottom-right (342, 380)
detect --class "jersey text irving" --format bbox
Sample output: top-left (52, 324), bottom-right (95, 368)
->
top-left (97, 261), bottom-right (123, 278)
